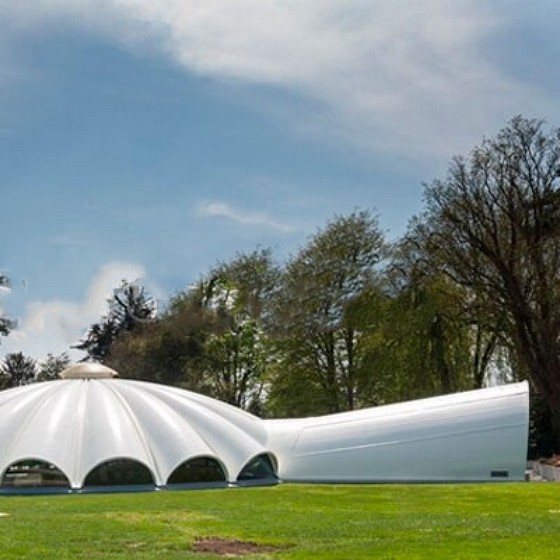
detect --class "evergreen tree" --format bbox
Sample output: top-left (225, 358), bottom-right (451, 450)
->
top-left (0, 352), bottom-right (37, 388)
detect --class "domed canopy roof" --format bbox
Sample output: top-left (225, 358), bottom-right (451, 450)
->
top-left (0, 364), bottom-right (274, 492)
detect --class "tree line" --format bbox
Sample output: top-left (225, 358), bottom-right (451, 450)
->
top-left (2, 116), bottom-right (560, 454)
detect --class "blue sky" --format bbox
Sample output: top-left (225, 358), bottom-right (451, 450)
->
top-left (1, 0), bottom-right (559, 362)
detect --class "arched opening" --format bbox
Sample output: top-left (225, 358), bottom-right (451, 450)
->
top-left (1, 460), bottom-right (70, 489)
top-left (167, 457), bottom-right (227, 486)
top-left (84, 459), bottom-right (155, 488)
top-left (237, 453), bottom-right (278, 486)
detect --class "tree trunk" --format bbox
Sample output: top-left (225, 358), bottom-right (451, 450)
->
top-left (513, 317), bottom-right (560, 448)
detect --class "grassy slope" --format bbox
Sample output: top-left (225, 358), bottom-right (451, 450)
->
top-left (0, 483), bottom-right (557, 559)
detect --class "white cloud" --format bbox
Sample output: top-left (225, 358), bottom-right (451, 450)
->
top-left (0, 261), bottom-right (146, 362)
top-left (1, 1), bottom-right (556, 161)
top-left (198, 200), bottom-right (296, 233)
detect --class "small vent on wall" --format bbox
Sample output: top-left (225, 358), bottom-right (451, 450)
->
top-left (490, 470), bottom-right (509, 478)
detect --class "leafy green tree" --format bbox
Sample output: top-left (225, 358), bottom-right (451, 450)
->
top-left (381, 275), bottom-right (473, 400)
top-left (203, 312), bottom-right (268, 409)
top-left (36, 352), bottom-right (71, 382)
top-left (268, 210), bottom-right (386, 415)
top-left (417, 116), bottom-right (560, 440)
top-left (0, 352), bottom-right (37, 388)
top-left (211, 248), bottom-right (280, 320)
top-left (196, 249), bottom-right (279, 410)
top-left (107, 250), bottom-right (279, 413)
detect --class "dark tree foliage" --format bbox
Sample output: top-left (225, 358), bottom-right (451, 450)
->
top-left (75, 280), bottom-right (157, 362)
top-left (384, 277), bottom-right (473, 398)
top-left (110, 281), bottom-right (157, 331)
top-left (106, 290), bottom-right (213, 388)
top-left (388, 237), bottom-right (509, 392)
top-left (417, 116), bottom-right (560, 443)
top-left (0, 352), bottom-right (37, 388)
top-left (36, 352), bottom-right (71, 382)
top-left (269, 210), bottom-right (386, 415)
top-left (0, 273), bottom-right (13, 340)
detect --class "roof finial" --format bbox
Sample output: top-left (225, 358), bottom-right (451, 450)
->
top-left (60, 363), bottom-right (119, 379)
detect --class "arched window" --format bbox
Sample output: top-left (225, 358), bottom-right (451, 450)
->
top-left (167, 457), bottom-right (226, 486)
top-left (84, 459), bottom-right (154, 487)
top-left (2, 460), bottom-right (70, 489)
top-left (237, 453), bottom-right (278, 484)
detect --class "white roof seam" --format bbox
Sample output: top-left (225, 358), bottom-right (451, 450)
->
top-left (72, 380), bottom-right (90, 488)
top-left (101, 380), bottom-right (163, 486)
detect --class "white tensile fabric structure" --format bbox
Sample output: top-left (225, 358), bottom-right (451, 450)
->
top-left (265, 381), bottom-right (529, 482)
top-left (0, 364), bottom-right (529, 493)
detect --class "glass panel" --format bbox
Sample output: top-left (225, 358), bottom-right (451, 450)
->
top-left (2, 460), bottom-right (70, 488)
top-left (84, 459), bottom-right (154, 486)
top-left (237, 454), bottom-right (277, 482)
top-left (167, 457), bottom-right (226, 485)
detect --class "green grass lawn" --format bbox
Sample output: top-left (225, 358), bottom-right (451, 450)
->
top-left (0, 483), bottom-right (557, 559)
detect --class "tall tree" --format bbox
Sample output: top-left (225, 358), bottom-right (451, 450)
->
top-left (75, 280), bottom-right (157, 361)
top-left (107, 249), bottom-right (279, 413)
top-left (203, 249), bottom-right (279, 410)
top-left (0, 352), bottom-right (37, 388)
top-left (417, 116), bottom-right (560, 437)
top-left (269, 210), bottom-right (386, 415)
top-left (379, 274), bottom-right (474, 400)
top-left (388, 236), bottom-right (509, 392)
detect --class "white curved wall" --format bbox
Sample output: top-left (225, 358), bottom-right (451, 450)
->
top-left (265, 382), bottom-right (529, 482)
